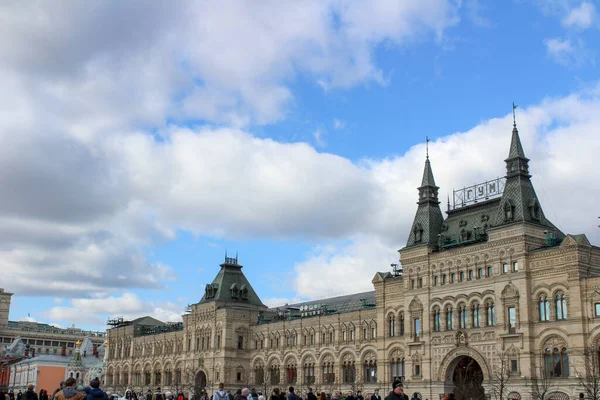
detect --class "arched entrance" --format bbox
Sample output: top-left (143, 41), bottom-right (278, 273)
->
top-left (194, 371), bottom-right (207, 397)
top-left (449, 356), bottom-right (485, 400)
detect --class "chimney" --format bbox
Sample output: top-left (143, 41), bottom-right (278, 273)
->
top-left (61, 346), bottom-right (66, 357)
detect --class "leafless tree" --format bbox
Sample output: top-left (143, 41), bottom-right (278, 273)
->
top-left (529, 365), bottom-right (557, 400)
top-left (488, 354), bottom-right (512, 400)
top-left (573, 344), bottom-right (600, 400)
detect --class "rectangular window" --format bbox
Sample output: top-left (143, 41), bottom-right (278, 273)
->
top-left (451, 273), bottom-right (455, 283)
top-left (237, 335), bottom-right (244, 350)
top-left (343, 331), bottom-right (347, 341)
top-left (487, 266), bottom-right (492, 277)
top-left (349, 330), bottom-right (354, 341)
top-left (363, 328), bottom-right (368, 339)
top-left (446, 311), bottom-right (453, 330)
top-left (508, 307), bottom-right (517, 332)
top-left (595, 303), bottom-right (600, 317)
top-left (371, 327), bottom-right (376, 338)
top-left (418, 277), bottom-right (423, 288)
top-left (411, 279), bottom-right (415, 289)
top-left (415, 364), bottom-right (421, 377)
top-left (433, 275), bottom-right (438, 286)
top-left (442, 274), bottom-right (447, 285)
top-left (310, 334), bottom-right (314, 344)
top-left (322, 332), bottom-right (326, 344)
top-left (503, 263), bottom-right (508, 273)
top-left (414, 318), bottom-right (421, 338)
top-left (468, 270), bottom-right (474, 280)
top-left (511, 359), bottom-right (518, 373)
top-left (329, 332), bottom-right (334, 344)
top-left (477, 268), bottom-right (483, 279)
top-left (512, 261), bottom-right (519, 272)
top-left (236, 372), bottom-right (242, 381)
top-left (460, 271), bottom-right (464, 282)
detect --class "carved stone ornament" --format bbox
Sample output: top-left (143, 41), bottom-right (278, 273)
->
top-left (455, 330), bottom-right (468, 347)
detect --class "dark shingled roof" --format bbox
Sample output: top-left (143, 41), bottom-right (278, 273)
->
top-left (269, 290), bottom-right (376, 315)
top-left (199, 258), bottom-right (265, 307)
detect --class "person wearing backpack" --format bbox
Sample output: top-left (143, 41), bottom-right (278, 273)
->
top-left (212, 384), bottom-right (226, 400)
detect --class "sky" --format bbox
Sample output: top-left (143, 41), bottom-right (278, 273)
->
top-left (0, 0), bottom-right (599, 331)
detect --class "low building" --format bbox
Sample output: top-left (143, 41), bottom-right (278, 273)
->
top-left (0, 288), bottom-right (106, 357)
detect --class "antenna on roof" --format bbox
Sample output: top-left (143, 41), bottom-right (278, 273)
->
top-left (426, 136), bottom-right (430, 160)
top-left (512, 102), bottom-right (518, 128)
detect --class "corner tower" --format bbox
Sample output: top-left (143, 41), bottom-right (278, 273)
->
top-left (0, 288), bottom-right (12, 329)
top-left (494, 109), bottom-right (560, 233)
top-left (405, 153), bottom-right (444, 248)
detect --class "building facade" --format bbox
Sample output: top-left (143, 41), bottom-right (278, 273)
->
top-left (106, 123), bottom-right (600, 400)
top-left (0, 289), bottom-right (106, 358)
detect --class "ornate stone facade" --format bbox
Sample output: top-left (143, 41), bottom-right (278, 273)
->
top-left (106, 126), bottom-right (600, 400)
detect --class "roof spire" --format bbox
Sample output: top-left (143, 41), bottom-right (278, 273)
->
top-left (426, 136), bottom-right (430, 160)
top-left (512, 102), bottom-right (517, 128)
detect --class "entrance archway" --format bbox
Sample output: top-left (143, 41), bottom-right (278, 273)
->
top-left (450, 356), bottom-right (485, 400)
top-left (195, 371), bottom-right (207, 396)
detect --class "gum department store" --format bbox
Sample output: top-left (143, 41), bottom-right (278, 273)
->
top-left (106, 121), bottom-right (600, 399)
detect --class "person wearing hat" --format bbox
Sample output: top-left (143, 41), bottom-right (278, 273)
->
top-left (384, 380), bottom-right (407, 400)
top-left (85, 378), bottom-right (107, 400)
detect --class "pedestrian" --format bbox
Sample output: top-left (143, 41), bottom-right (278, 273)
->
top-left (41, 391), bottom-right (49, 400)
top-left (52, 383), bottom-right (66, 400)
top-left (346, 392), bottom-right (354, 400)
top-left (146, 391), bottom-right (152, 400)
top-left (384, 381), bottom-right (407, 400)
top-left (23, 385), bottom-right (38, 400)
top-left (258, 393), bottom-right (265, 400)
top-left (287, 388), bottom-right (299, 400)
top-left (153, 388), bottom-right (163, 400)
top-left (213, 384), bottom-right (226, 400)
top-left (17, 391), bottom-right (23, 400)
top-left (356, 392), bottom-right (363, 400)
top-left (55, 378), bottom-right (86, 400)
top-left (370, 390), bottom-right (380, 400)
top-left (85, 378), bottom-right (107, 400)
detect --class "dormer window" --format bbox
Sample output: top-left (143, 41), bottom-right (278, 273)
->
top-left (504, 200), bottom-right (515, 222)
top-left (413, 223), bottom-right (423, 243)
top-left (240, 284), bottom-right (248, 300)
top-left (529, 199), bottom-right (540, 221)
top-left (230, 283), bottom-right (239, 299)
top-left (205, 284), bottom-right (216, 299)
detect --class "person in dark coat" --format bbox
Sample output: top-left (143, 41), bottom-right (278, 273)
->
top-left (86, 378), bottom-right (107, 400)
top-left (384, 381), bottom-right (407, 400)
top-left (23, 386), bottom-right (38, 400)
top-left (370, 390), bottom-right (380, 400)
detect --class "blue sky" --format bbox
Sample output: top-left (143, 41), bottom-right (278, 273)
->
top-left (1, 0), bottom-right (600, 330)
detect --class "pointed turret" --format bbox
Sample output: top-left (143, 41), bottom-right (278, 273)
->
top-left (405, 155), bottom-right (444, 248)
top-left (494, 106), bottom-right (562, 236)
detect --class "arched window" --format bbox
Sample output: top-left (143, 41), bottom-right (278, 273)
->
top-left (270, 365), bottom-right (280, 385)
top-left (472, 303), bottom-right (481, 328)
top-left (390, 356), bottom-right (404, 382)
top-left (555, 293), bottom-right (567, 320)
top-left (399, 313), bottom-right (405, 336)
top-left (446, 306), bottom-right (453, 330)
top-left (433, 308), bottom-right (441, 332)
top-left (342, 361), bottom-right (356, 383)
top-left (544, 347), bottom-right (569, 377)
top-left (486, 302), bottom-right (496, 326)
top-left (286, 362), bottom-right (297, 384)
top-left (364, 360), bottom-right (377, 383)
top-left (322, 361), bottom-right (335, 384)
top-left (255, 365), bottom-right (264, 384)
top-left (459, 305), bottom-right (467, 329)
top-left (539, 295), bottom-right (550, 321)
top-left (388, 315), bottom-right (396, 337)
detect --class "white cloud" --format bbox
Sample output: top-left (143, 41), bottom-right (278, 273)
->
top-left (333, 119), bottom-right (346, 130)
top-left (292, 87), bottom-right (600, 297)
top-left (313, 128), bottom-right (327, 147)
top-left (20, 316), bottom-right (37, 323)
top-left (562, 1), bottom-right (596, 29)
top-left (544, 37), bottom-right (591, 66)
top-left (45, 293), bottom-right (184, 327)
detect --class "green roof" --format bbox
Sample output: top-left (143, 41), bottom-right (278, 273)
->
top-left (199, 257), bottom-right (266, 308)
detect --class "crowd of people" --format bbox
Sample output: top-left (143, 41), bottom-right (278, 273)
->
top-left (2, 378), bottom-right (427, 400)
